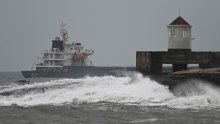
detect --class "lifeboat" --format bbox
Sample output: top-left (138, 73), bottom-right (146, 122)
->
top-left (74, 53), bottom-right (85, 61)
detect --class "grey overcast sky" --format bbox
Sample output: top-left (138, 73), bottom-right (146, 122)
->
top-left (0, 0), bottom-right (220, 71)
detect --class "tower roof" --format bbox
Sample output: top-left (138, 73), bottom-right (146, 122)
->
top-left (169, 16), bottom-right (190, 26)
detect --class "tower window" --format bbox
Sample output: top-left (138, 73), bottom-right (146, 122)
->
top-left (170, 29), bottom-right (175, 37)
top-left (183, 29), bottom-right (187, 38)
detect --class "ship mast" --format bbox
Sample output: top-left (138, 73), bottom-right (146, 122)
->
top-left (60, 22), bottom-right (68, 44)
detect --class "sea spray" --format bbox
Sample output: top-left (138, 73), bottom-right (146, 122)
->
top-left (0, 74), bottom-right (173, 106)
top-left (0, 73), bottom-right (220, 109)
top-left (169, 79), bottom-right (220, 109)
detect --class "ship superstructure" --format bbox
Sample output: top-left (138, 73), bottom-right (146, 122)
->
top-left (22, 23), bottom-right (135, 78)
top-left (35, 22), bottom-right (94, 72)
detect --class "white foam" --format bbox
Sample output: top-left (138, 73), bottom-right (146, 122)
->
top-left (169, 80), bottom-right (220, 109)
top-left (0, 73), bottom-right (220, 109)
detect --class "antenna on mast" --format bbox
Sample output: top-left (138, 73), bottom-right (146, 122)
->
top-left (60, 22), bottom-right (68, 44)
top-left (179, 10), bottom-right (181, 17)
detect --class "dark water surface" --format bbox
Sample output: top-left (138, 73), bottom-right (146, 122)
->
top-left (0, 72), bottom-right (220, 124)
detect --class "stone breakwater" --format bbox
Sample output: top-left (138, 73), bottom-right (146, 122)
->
top-left (150, 67), bottom-right (220, 90)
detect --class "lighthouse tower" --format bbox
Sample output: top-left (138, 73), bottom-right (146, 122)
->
top-left (167, 16), bottom-right (192, 52)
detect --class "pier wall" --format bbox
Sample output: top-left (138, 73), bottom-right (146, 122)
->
top-left (136, 51), bottom-right (220, 74)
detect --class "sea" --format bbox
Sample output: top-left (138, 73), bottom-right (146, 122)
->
top-left (0, 72), bottom-right (220, 124)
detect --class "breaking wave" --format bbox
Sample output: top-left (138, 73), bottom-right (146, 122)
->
top-left (0, 73), bottom-right (220, 109)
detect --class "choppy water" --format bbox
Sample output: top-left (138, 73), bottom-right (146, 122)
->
top-left (0, 72), bottom-right (220, 123)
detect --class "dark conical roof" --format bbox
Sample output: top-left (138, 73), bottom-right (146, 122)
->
top-left (169, 16), bottom-right (190, 25)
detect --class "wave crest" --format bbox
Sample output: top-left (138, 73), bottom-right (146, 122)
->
top-left (0, 73), bottom-right (220, 109)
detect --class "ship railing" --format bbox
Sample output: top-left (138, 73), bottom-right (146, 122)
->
top-left (42, 54), bottom-right (64, 61)
top-left (42, 58), bottom-right (65, 60)
top-left (36, 63), bottom-right (44, 66)
top-left (36, 65), bottom-right (63, 68)
top-left (42, 54), bottom-right (65, 60)
top-left (42, 49), bottom-right (65, 54)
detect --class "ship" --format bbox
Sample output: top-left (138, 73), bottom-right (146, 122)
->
top-left (22, 23), bottom-right (135, 78)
